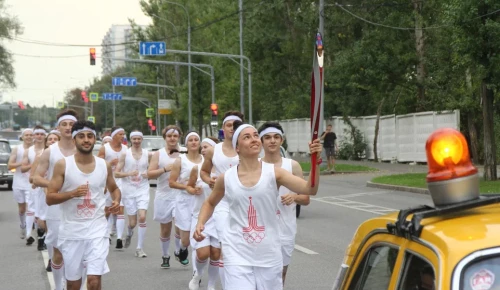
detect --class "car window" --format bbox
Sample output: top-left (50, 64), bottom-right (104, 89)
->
top-left (398, 253), bottom-right (435, 290)
top-left (0, 142), bottom-right (11, 153)
top-left (348, 245), bottom-right (399, 290)
top-left (461, 255), bottom-right (500, 290)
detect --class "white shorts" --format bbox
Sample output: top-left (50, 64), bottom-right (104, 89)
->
top-left (45, 219), bottom-right (61, 248)
top-left (13, 188), bottom-right (30, 204)
top-left (36, 188), bottom-right (48, 220)
top-left (214, 210), bottom-right (229, 243)
top-left (174, 193), bottom-right (194, 231)
top-left (281, 240), bottom-right (295, 266)
top-left (27, 189), bottom-right (37, 213)
top-left (224, 264), bottom-right (283, 290)
top-left (153, 196), bottom-right (175, 224)
top-left (123, 194), bottom-right (150, 216)
top-left (190, 216), bottom-right (219, 250)
top-left (105, 191), bottom-right (123, 207)
top-left (58, 237), bottom-right (110, 281)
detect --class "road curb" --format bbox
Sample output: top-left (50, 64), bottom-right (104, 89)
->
top-left (366, 181), bottom-right (429, 195)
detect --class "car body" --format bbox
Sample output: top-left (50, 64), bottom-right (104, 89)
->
top-left (0, 139), bottom-right (14, 189)
top-left (141, 135), bottom-right (165, 152)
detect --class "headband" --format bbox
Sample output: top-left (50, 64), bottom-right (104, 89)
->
top-left (57, 115), bottom-right (77, 126)
top-left (110, 128), bottom-right (124, 138)
top-left (130, 132), bottom-right (143, 138)
top-left (102, 136), bottom-right (112, 142)
top-left (49, 130), bottom-right (61, 135)
top-left (72, 127), bottom-right (96, 138)
top-left (165, 129), bottom-right (179, 136)
top-left (33, 129), bottom-right (47, 135)
top-left (259, 127), bottom-right (283, 138)
top-left (185, 132), bottom-right (200, 145)
top-left (22, 128), bottom-right (33, 135)
top-left (232, 124), bottom-right (256, 149)
top-left (202, 138), bottom-right (216, 147)
top-left (223, 115), bottom-right (242, 124)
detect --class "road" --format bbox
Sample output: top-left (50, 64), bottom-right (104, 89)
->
top-left (0, 171), bottom-right (433, 290)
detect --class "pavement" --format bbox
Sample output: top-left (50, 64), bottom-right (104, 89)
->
top-left (0, 164), bottom-right (439, 290)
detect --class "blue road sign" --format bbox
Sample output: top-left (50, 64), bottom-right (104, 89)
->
top-left (103, 93), bottom-right (122, 100)
top-left (112, 77), bottom-right (137, 87)
top-left (139, 41), bottom-right (166, 56)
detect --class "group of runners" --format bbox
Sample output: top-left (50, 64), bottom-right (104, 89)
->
top-left (8, 108), bottom-right (323, 290)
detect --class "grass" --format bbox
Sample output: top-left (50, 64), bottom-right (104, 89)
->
top-left (300, 162), bottom-right (378, 173)
top-left (372, 173), bottom-right (500, 194)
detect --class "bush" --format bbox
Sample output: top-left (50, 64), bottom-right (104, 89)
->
top-left (337, 125), bottom-right (368, 160)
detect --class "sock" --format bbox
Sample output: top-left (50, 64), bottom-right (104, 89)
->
top-left (219, 260), bottom-right (225, 289)
top-left (116, 215), bottom-right (125, 239)
top-left (51, 261), bottom-right (65, 290)
top-left (19, 213), bottom-right (26, 228)
top-left (26, 212), bottom-right (35, 237)
top-left (192, 249), bottom-right (198, 275)
top-left (107, 215), bottom-right (114, 234)
top-left (47, 245), bottom-right (54, 259)
top-left (160, 237), bottom-right (171, 257)
top-left (137, 223), bottom-right (146, 249)
top-left (195, 256), bottom-right (208, 277)
top-left (174, 234), bottom-right (181, 253)
top-left (127, 225), bottom-right (134, 237)
top-left (208, 260), bottom-right (220, 288)
top-left (112, 214), bottom-right (117, 228)
top-left (181, 245), bottom-right (187, 251)
top-left (80, 265), bottom-right (87, 290)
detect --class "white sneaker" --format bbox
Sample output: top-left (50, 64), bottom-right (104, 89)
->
top-left (188, 274), bottom-right (201, 290)
top-left (20, 227), bottom-right (26, 239)
top-left (135, 248), bottom-right (147, 258)
top-left (124, 235), bottom-right (132, 248)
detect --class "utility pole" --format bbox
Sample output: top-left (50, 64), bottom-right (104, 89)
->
top-left (319, 0), bottom-right (325, 136)
top-left (239, 0), bottom-right (245, 115)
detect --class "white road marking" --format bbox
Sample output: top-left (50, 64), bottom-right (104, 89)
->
top-left (331, 191), bottom-right (390, 198)
top-left (312, 196), bottom-right (396, 215)
top-left (294, 244), bottom-right (318, 255)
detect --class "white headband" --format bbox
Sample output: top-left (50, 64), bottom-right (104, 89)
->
top-left (102, 136), bottom-right (112, 142)
top-left (130, 132), bottom-right (143, 138)
top-left (49, 130), bottom-right (60, 135)
top-left (232, 124), bottom-right (256, 149)
top-left (72, 127), bottom-right (96, 138)
top-left (223, 115), bottom-right (242, 125)
top-left (22, 128), bottom-right (33, 135)
top-left (259, 127), bottom-right (283, 138)
top-left (110, 128), bottom-right (124, 138)
top-left (165, 129), bottom-right (179, 135)
top-left (185, 132), bottom-right (200, 145)
top-left (57, 115), bottom-right (77, 126)
top-left (33, 129), bottom-right (47, 135)
top-left (202, 138), bottom-right (216, 147)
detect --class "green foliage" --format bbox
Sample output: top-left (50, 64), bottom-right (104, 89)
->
top-left (0, 0), bottom-right (23, 88)
top-left (337, 121), bottom-right (368, 161)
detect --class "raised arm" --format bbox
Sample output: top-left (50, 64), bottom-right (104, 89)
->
top-left (33, 148), bottom-right (51, 188)
top-left (106, 162), bottom-right (121, 213)
top-left (200, 147), bottom-right (215, 187)
top-left (7, 147), bottom-right (20, 170)
top-left (20, 148), bottom-right (31, 173)
top-left (47, 159), bottom-right (87, 205)
top-left (169, 158), bottom-right (187, 190)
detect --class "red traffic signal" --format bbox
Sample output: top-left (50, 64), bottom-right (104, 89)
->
top-left (81, 91), bottom-right (88, 103)
top-left (17, 101), bottom-right (25, 110)
top-left (210, 103), bottom-right (218, 116)
top-left (147, 119), bottom-right (153, 125)
top-left (151, 125), bottom-right (156, 131)
top-left (90, 48), bottom-right (96, 66)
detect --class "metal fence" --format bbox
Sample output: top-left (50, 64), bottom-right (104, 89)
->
top-left (256, 110), bottom-right (460, 163)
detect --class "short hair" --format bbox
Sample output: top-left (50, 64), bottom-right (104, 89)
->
top-left (223, 111), bottom-right (245, 122)
top-left (257, 121), bottom-right (284, 136)
top-left (33, 125), bottom-right (47, 132)
top-left (204, 136), bottom-right (219, 144)
top-left (45, 133), bottom-right (60, 148)
top-left (56, 109), bottom-right (78, 120)
top-left (162, 125), bottom-right (183, 139)
top-left (71, 120), bottom-right (96, 136)
top-left (327, 124), bottom-right (333, 127)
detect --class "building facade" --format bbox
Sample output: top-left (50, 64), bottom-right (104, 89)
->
top-left (101, 24), bottom-right (145, 75)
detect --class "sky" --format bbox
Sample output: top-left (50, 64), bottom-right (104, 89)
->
top-left (1, 0), bottom-right (151, 107)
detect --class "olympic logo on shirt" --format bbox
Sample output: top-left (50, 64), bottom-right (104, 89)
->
top-left (76, 183), bottom-right (96, 218)
top-left (242, 197), bottom-right (266, 244)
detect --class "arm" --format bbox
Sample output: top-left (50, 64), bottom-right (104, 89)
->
top-left (289, 160), bottom-right (310, 205)
top-left (320, 132), bottom-right (326, 140)
top-left (147, 151), bottom-right (172, 179)
top-left (105, 162), bottom-right (121, 213)
top-left (186, 166), bottom-right (202, 195)
top-left (194, 174), bottom-right (225, 240)
top-left (20, 148), bottom-right (31, 173)
top-left (29, 155), bottom-right (41, 184)
top-left (33, 149), bottom-right (51, 188)
top-left (169, 158), bottom-right (188, 190)
top-left (97, 145), bottom-right (105, 158)
top-left (200, 147), bottom-right (216, 187)
top-left (46, 159), bottom-right (87, 205)
top-left (113, 152), bottom-right (131, 178)
top-left (7, 147), bottom-right (21, 170)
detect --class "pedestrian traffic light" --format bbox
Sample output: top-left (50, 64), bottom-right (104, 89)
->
top-left (17, 101), bottom-right (25, 110)
top-left (151, 125), bottom-right (156, 131)
top-left (147, 119), bottom-right (153, 126)
top-left (81, 91), bottom-right (88, 103)
top-left (210, 103), bottom-right (218, 116)
top-left (90, 48), bottom-right (96, 66)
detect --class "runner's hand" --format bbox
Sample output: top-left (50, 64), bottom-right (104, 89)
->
top-left (187, 186), bottom-right (203, 195)
top-left (110, 158), bottom-right (119, 166)
top-left (163, 164), bottom-right (173, 172)
top-left (281, 193), bottom-right (295, 206)
top-left (208, 176), bottom-right (217, 189)
top-left (129, 170), bottom-right (139, 177)
top-left (71, 185), bottom-right (88, 198)
top-left (193, 223), bottom-right (206, 242)
top-left (141, 172), bottom-right (148, 178)
top-left (109, 200), bottom-right (120, 214)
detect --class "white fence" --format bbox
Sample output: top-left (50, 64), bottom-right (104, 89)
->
top-left (256, 110), bottom-right (460, 163)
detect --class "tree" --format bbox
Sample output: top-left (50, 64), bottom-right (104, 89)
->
top-left (0, 0), bottom-right (22, 88)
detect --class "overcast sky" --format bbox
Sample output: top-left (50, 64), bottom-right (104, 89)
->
top-left (2, 0), bottom-right (151, 107)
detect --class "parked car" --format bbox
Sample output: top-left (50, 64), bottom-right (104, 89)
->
top-left (142, 135), bottom-right (165, 152)
top-left (0, 139), bottom-right (14, 189)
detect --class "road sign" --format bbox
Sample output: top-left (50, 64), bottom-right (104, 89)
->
top-left (112, 77), bottom-right (137, 87)
top-left (103, 93), bottom-right (122, 100)
top-left (57, 101), bottom-right (65, 109)
top-left (146, 108), bottom-right (154, 118)
top-left (158, 99), bottom-right (175, 115)
top-left (88, 116), bottom-right (95, 123)
top-left (89, 92), bottom-right (99, 102)
top-left (139, 41), bottom-right (166, 56)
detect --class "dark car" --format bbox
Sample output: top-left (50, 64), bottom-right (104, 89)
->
top-left (0, 139), bottom-right (14, 189)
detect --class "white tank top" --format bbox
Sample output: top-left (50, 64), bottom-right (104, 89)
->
top-left (58, 155), bottom-right (108, 240)
top-left (13, 145), bottom-right (30, 190)
top-left (276, 158), bottom-right (297, 241)
top-left (212, 143), bottom-right (239, 212)
top-left (156, 148), bottom-right (179, 200)
top-left (104, 143), bottom-right (127, 187)
top-left (179, 154), bottom-right (204, 187)
top-left (222, 162), bottom-right (281, 267)
top-left (192, 170), bottom-right (213, 219)
top-left (121, 148), bottom-right (149, 197)
top-left (45, 143), bottom-right (66, 220)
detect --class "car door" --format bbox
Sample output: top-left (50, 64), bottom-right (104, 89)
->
top-left (396, 241), bottom-right (439, 290)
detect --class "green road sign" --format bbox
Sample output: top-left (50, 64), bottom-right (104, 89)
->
top-left (88, 116), bottom-right (95, 123)
top-left (146, 108), bottom-right (154, 118)
top-left (89, 92), bottom-right (99, 102)
top-left (57, 101), bottom-right (65, 109)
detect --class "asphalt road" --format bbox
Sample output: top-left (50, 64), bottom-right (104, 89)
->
top-left (0, 171), bottom-right (434, 290)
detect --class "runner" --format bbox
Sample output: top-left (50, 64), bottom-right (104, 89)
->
top-left (115, 130), bottom-right (151, 257)
top-left (100, 135), bottom-right (116, 237)
top-left (258, 121), bottom-right (310, 285)
top-left (8, 128), bottom-right (34, 240)
top-left (20, 125), bottom-right (46, 246)
top-left (98, 126), bottom-right (127, 249)
top-left (195, 121), bottom-right (322, 289)
top-left (147, 125), bottom-right (183, 269)
top-left (200, 110), bottom-right (244, 287)
top-left (186, 136), bottom-right (220, 290)
top-left (33, 109), bottom-right (78, 290)
top-left (47, 120), bottom-right (120, 290)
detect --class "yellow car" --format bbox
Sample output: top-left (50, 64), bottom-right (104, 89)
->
top-left (333, 128), bottom-right (499, 290)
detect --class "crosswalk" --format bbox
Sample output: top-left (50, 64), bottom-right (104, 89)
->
top-left (311, 191), bottom-right (397, 215)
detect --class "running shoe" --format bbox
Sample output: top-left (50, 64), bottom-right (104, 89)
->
top-left (26, 236), bottom-right (35, 246)
top-left (188, 273), bottom-right (201, 290)
top-left (46, 259), bottom-right (52, 272)
top-left (124, 235), bottom-right (132, 249)
top-left (116, 239), bottom-right (123, 249)
top-left (178, 248), bottom-right (189, 266)
top-left (161, 256), bottom-right (170, 269)
top-left (135, 248), bottom-right (147, 258)
top-left (20, 226), bottom-right (26, 239)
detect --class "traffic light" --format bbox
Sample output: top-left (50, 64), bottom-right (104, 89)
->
top-left (81, 91), bottom-right (88, 103)
top-left (90, 48), bottom-right (96, 65)
top-left (210, 103), bottom-right (218, 116)
top-left (147, 119), bottom-right (153, 126)
top-left (17, 101), bottom-right (25, 110)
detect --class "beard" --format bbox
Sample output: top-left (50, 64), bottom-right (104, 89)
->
top-left (76, 143), bottom-right (94, 154)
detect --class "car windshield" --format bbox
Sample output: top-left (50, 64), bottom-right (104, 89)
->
top-left (459, 255), bottom-right (500, 289)
top-left (0, 142), bottom-right (10, 153)
top-left (142, 138), bottom-right (164, 150)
